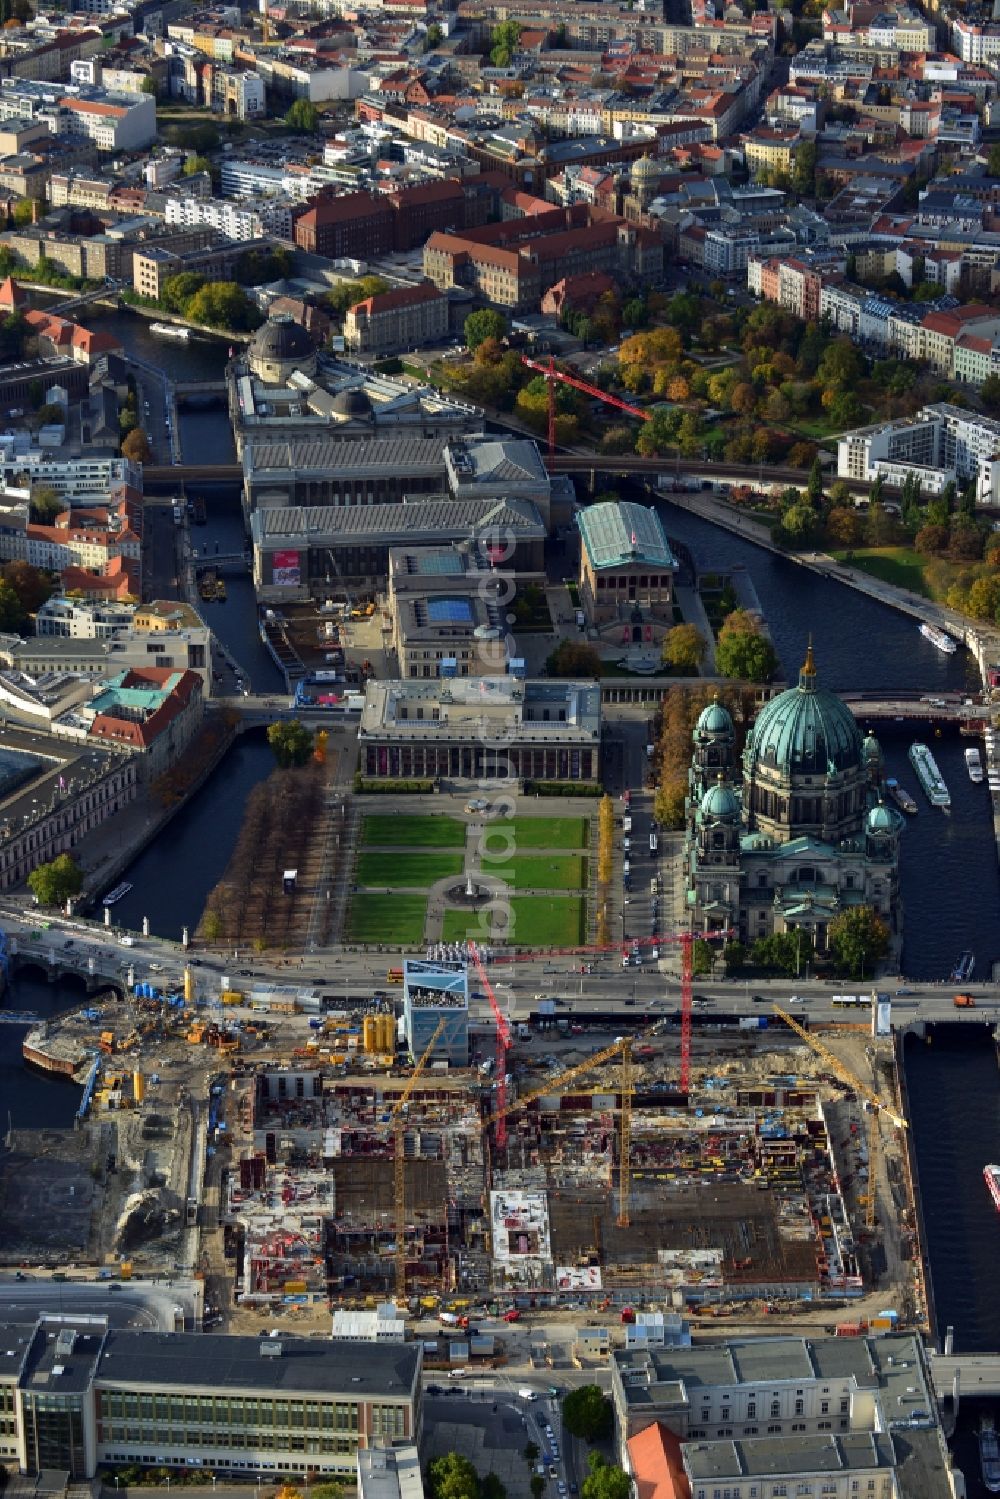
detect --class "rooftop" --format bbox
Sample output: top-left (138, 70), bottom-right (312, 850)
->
top-left (578, 500), bottom-right (677, 571)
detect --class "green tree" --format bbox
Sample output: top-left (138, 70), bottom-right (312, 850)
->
top-left (183, 155), bottom-right (212, 178)
top-left (28, 853), bottom-right (83, 907)
top-left (424, 21), bottom-right (443, 47)
top-left (581, 1455), bottom-right (630, 1499)
top-left (983, 374), bottom-right (1000, 413)
top-left (161, 271), bottom-right (208, 314)
top-left (201, 909), bottom-right (222, 941)
top-left (481, 1479), bottom-right (506, 1499)
top-left (310, 1486), bottom-right (343, 1499)
top-left (325, 275), bottom-right (391, 318)
top-left (489, 17), bottom-right (521, 64)
top-left (121, 428), bottom-right (152, 463)
top-left (530, 1481), bottom-right (546, 1499)
top-left (989, 142), bottom-right (1000, 177)
top-left (779, 503), bottom-right (819, 545)
top-left (828, 905), bottom-right (890, 978)
top-left (426, 1453), bottom-right (480, 1499)
top-left (29, 485), bottom-right (62, 523)
top-left (11, 197), bottom-right (34, 226)
top-left (141, 74), bottom-right (159, 97)
top-left (715, 610), bottom-right (777, 683)
top-left (524, 1444), bottom-right (540, 1464)
top-left (119, 407), bottom-right (137, 434)
top-left (267, 719), bottom-right (314, 768)
top-left (546, 640), bottom-right (602, 678)
top-left (661, 623), bottom-right (706, 674)
top-left (792, 139), bottom-right (817, 198)
top-left (465, 308), bottom-right (507, 351)
top-left (0, 578), bottom-right (24, 630)
top-left (185, 281), bottom-right (261, 331)
top-left (562, 1385), bottom-right (612, 1443)
top-left (692, 939), bottom-right (716, 975)
top-left (3, 560), bottom-right (56, 615)
top-left (807, 456), bottom-right (824, 503)
top-left (284, 98), bottom-right (320, 132)
top-left (751, 929), bottom-right (813, 976)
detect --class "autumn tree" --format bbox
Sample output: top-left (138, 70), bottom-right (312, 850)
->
top-left (121, 428), bottom-right (152, 463)
top-left (28, 854), bottom-right (83, 907)
top-left (465, 308), bottom-right (507, 351)
top-left (661, 623), bottom-right (706, 674)
top-left (715, 610), bottom-right (777, 683)
top-left (828, 906), bottom-right (890, 978)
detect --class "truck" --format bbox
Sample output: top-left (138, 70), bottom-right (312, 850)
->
top-left (518, 1388), bottom-right (537, 1402)
top-left (954, 993), bottom-right (976, 1007)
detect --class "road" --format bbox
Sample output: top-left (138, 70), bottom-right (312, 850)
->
top-left (0, 1275), bottom-right (203, 1329)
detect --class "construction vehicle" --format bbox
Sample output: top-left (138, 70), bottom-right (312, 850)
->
top-left (772, 1004), bottom-right (907, 1229)
top-left (954, 993), bottom-right (975, 1007)
top-left (99, 1031), bottom-right (115, 1054)
top-left (388, 1017), bottom-right (446, 1301)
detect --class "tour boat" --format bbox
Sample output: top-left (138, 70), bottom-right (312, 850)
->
top-left (984, 1164), bottom-right (1000, 1214)
top-left (951, 950), bottom-right (975, 983)
top-left (965, 747), bottom-right (984, 783)
top-left (885, 778), bottom-right (918, 815)
top-left (102, 881), bottom-right (133, 907)
top-left (980, 1415), bottom-right (1000, 1493)
top-left (908, 742), bottom-right (950, 808)
top-left (150, 322), bottom-right (191, 342)
top-left (918, 621), bottom-right (958, 653)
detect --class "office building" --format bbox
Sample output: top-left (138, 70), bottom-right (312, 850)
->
top-left (837, 403), bottom-right (1000, 505)
top-left (0, 1314), bottom-right (422, 1480)
top-left (343, 282), bottom-right (449, 355)
top-left (402, 958), bottom-right (469, 1064)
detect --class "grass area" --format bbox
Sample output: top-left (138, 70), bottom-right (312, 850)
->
top-left (479, 816), bottom-right (589, 851)
top-left (441, 909), bottom-right (496, 944)
top-left (479, 853), bottom-right (588, 890)
top-left (346, 893), bottom-right (427, 945)
top-left (441, 896), bottom-right (586, 945)
top-left (360, 815), bottom-right (467, 848)
top-left (356, 851), bottom-right (464, 887)
top-left (829, 547), bottom-right (932, 596)
top-left (509, 895), bottom-right (586, 946)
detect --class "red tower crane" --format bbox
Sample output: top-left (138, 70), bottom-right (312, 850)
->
top-left (520, 353), bottom-right (650, 457)
top-left (470, 928), bottom-right (734, 1106)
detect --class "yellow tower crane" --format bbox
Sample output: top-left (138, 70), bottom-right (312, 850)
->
top-left (388, 1017), bottom-right (445, 1303)
top-left (481, 1028), bottom-right (673, 1229)
top-left (772, 1004), bottom-right (907, 1230)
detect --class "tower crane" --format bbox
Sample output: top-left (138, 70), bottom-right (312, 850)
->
top-left (388, 1017), bottom-right (445, 1301)
top-left (771, 1004), bottom-right (907, 1230)
top-left (520, 354), bottom-right (651, 457)
top-left (480, 1018), bottom-right (670, 1227)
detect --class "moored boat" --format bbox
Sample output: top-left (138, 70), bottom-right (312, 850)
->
top-left (150, 322), bottom-right (191, 342)
top-left (951, 949), bottom-right (975, 983)
top-left (981, 1415), bottom-right (1000, 1493)
top-left (985, 1165), bottom-right (1000, 1214)
top-left (918, 621), bottom-right (958, 653)
top-left (909, 742), bottom-right (950, 808)
top-left (885, 778), bottom-right (918, 814)
top-left (102, 881), bottom-right (132, 906)
top-left (965, 747), bottom-right (984, 782)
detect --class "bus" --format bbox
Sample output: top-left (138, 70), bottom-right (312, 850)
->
top-left (649, 832), bottom-right (658, 854)
top-left (831, 994), bottom-right (867, 1008)
top-left (387, 968), bottom-right (404, 985)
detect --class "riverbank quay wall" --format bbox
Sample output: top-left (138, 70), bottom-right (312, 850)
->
top-left (893, 1023), bottom-right (938, 1352)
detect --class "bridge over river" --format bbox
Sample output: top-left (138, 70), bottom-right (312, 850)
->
top-left (929, 1348), bottom-right (1000, 1406)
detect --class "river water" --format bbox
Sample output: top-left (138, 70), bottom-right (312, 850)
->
top-left (2, 315), bottom-right (998, 1361)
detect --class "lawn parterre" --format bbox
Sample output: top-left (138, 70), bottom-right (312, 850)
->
top-left (479, 816), bottom-right (589, 850)
top-left (360, 815), bottom-right (466, 847)
top-left (356, 851), bottom-right (464, 887)
top-left (346, 893), bottom-right (427, 945)
top-left (478, 853), bottom-right (588, 891)
top-left (441, 897), bottom-right (585, 946)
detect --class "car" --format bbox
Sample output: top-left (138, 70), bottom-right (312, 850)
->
top-left (788, 995), bottom-right (804, 1004)
top-left (558, 1485), bottom-right (567, 1496)
top-left (895, 987), bottom-right (914, 996)
top-left (118, 935), bottom-right (135, 947)
top-left (549, 1470), bottom-right (558, 1481)
top-left (752, 994), bottom-right (767, 1003)
top-left (427, 1384), bottom-right (443, 1394)
top-left (547, 1386), bottom-right (560, 1397)
top-left (545, 1426), bottom-right (553, 1437)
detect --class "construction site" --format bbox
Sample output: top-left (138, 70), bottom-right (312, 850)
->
top-left (213, 982), bottom-right (921, 1336)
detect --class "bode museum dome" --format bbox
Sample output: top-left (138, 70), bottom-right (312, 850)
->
top-left (683, 644), bottom-right (902, 958)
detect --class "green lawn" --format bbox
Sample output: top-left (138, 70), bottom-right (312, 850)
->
top-left (356, 851), bottom-right (464, 887)
top-left (361, 815), bottom-right (466, 848)
top-left (442, 895), bottom-right (586, 946)
top-left (441, 908), bottom-right (497, 945)
top-left (346, 894), bottom-right (427, 945)
top-left (479, 816), bottom-right (589, 851)
top-left (829, 547), bottom-right (931, 596)
top-left (479, 853), bottom-right (588, 890)
top-left (509, 896), bottom-right (586, 946)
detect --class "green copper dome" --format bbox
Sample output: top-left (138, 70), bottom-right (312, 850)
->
top-left (867, 802), bottom-right (896, 833)
top-left (701, 777), bottom-right (741, 821)
top-left (744, 644), bottom-right (864, 778)
top-left (695, 697), bottom-right (734, 738)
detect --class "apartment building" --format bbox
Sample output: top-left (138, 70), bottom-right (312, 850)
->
top-left (343, 281), bottom-right (448, 354)
top-left (0, 78), bottom-right (155, 151)
top-left (293, 180), bottom-right (467, 259)
top-left (837, 403), bottom-right (1000, 503)
top-left (165, 194), bottom-right (293, 242)
top-left (133, 236), bottom-right (272, 299)
top-left (0, 1315), bottom-right (422, 1480)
